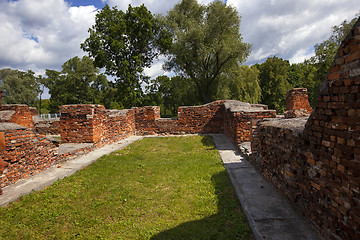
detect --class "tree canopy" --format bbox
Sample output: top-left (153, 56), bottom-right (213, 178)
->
top-left (162, 0), bottom-right (251, 103)
top-left (81, 4), bottom-right (171, 108)
top-left (256, 57), bottom-right (292, 112)
top-left (0, 68), bottom-right (38, 106)
top-left (44, 56), bottom-right (109, 113)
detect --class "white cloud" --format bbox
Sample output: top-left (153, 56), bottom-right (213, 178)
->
top-left (0, 0), bottom-right (97, 73)
top-left (228, 0), bottom-right (360, 64)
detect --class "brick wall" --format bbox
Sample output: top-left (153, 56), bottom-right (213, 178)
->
top-left (250, 18), bottom-right (360, 239)
top-left (134, 101), bottom-right (275, 139)
top-left (0, 105), bottom-right (34, 128)
top-left (60, 105), bottom-right (135, 145)
top-left (223, 101), bottom-right (276, 145)
top-left (0, 123), bottom-right (59, 191)
top-left (286, 88), bottom-right (313, 113)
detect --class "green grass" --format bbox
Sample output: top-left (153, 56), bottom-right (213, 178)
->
top-left (0, 136), bottom-right (253, 239)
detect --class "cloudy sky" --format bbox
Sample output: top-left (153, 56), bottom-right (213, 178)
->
top-left (0, 0), bottom-right (359, 80)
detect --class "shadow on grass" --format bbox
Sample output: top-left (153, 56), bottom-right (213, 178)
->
top-left (151, 171), bottom-right (253, 240)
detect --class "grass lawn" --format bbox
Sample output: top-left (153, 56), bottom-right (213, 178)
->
top-left (0, 136), bottom-right (253, 239)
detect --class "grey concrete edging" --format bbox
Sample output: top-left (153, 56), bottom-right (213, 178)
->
top-left (211, 134), bottom-right (319, 240)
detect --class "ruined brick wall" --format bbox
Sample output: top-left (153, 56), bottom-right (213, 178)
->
top-left (0, 105), bottom-right (34, 128)
top-left (34, 120), bottom-right (61, 135)
top-left (250, 18), bottom-right (360, 239)
top-left (286, 88), bottom-right (313, 113)
top-left (250, 118), bottom-right (309, 202)
top-left (0, 123), bottom-right (59, 191)
top-left (223, 101), bottom-right (276, 146)
top-left (59, 105), bottom-right (106, 143)
top-left (133, 106), bottom-right (161, 135)
top-left (104, 109), bottom-right (135, 143)
top-left (302, 18), bottom-right (360, 239)
top-left (60, 105), bottom-right (135, 144)
top-left (177, 101), bottom-right (225, 133)
top-left (134, 101), bottom-right (225, 135)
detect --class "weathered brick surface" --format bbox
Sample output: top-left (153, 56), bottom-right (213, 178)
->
top-left (0, 105), bottom-right (34, 128)
top-left (134, 101), bottom-right (275, 141)
top-left (34, 120), bottom-right (61, 135)
top-left (0, 123), bottom-right (59, 190)
top-left (286, 88), bottom-right (313, 114)
top-left (59, 105), bottom-right (135, 145)
top-left (250, 18), bottom-right (360, 239)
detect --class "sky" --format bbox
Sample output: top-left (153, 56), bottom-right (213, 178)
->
top-left (0, 0), bottom-right (359, 82)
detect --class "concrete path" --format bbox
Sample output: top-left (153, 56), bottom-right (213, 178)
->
top-left (211, 134), bottom-right (319, 240)
top-left (0, 135), bottom-right (143, 207)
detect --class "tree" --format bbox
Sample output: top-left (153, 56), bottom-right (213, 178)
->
top-left (288, 63), bottom-right (317, 105)
top-left (144, 75), bottom-right (200, 116)
top-left (256, 57), bottom-right (292, 112)
top-left (162, 0), bottom-right (251, 103)
top-left (45, 56), bottom-right (109, 113)
top-left (0, 68), bottom-right (38, 106)
top-left (81, 4), bottom-right (170, 108)
top-left (216, 65), bottom-right (261, 104)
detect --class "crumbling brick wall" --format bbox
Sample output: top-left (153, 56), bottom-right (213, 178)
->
top-left (0, 105), bottom-right (34, 128)
top-left (0, 123), bottom-right (59, 190)
top-left (286, 88), bottom-right (313, 113)
top-left (250, 18), bottom-right (360, 239)
top-left (60, 105), bottom-right (135, 145)
top-left (223, 101), bottom-right (276, 145)
top-left (59, 105), bottom-right (106, 143)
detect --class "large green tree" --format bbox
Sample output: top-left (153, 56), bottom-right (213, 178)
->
top-left (162, 0), bottom-right (251, 103)
top-left (45, 56), bottom-right (109, 113)
top-left (0, 68), bottom-right (38, 106)
top-left (216, 65), bottom-right (261, 104)
top-left (81, 4), bottom-right (170, 108)
top-left (256, 57), bottom-right (292, 112)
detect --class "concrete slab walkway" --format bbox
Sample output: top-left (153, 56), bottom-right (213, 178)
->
top-left (0, 135), bottom-right (143, 207)
top-left (211, 134), bottom-right (319, 240)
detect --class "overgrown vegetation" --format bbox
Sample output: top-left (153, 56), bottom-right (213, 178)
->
top-left (0, 136), bottom-right (253, 239)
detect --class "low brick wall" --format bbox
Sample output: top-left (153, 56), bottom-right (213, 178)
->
top-left (59, 105), bottom-right (135, 145)
top-left (0, 123), bottom-right (59, 190)
top-left (34, 119), bottom-right (61, 135)
top-left (223, 101), bottom-right (276, 145)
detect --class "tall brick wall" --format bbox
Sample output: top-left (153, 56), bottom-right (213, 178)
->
top-left (250, 18), bottom-right (360, 239)
top-left (302, 18), bottom-right (360, 239)
top-left (0, 105), bottom-right (34, 128)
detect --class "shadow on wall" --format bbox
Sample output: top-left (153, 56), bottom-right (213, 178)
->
top-left (151, 171), bottom-right (252, 240)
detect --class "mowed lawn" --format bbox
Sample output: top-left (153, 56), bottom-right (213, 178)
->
top-left (0, 136), bottom-right (253, 239)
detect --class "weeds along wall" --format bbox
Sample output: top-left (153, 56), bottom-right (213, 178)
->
top-left (250, 18), bottom-right (360, 239)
